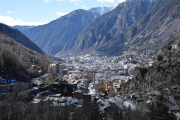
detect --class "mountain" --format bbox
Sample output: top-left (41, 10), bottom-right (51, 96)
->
top-left (22, 6), bottom-right (115, 55)
top-left (88, 6), bottom-right (116, 15)
top-left (56, 0), bottom-right (156, 57)
top-left (122, 0), bottom-right (180, 55)
top-left (0, 23), bottom-right (44, 55)
top-left (56, 0), bottom-right (180, 57)
top-left (12, 25), bottom-right (35, 31)
top-left (0, 32), bottom-right (52, 82)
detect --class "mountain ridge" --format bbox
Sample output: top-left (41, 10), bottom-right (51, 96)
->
top-left (56, 0), bottom-right (180, 57)
top-left (21, 6), bottom-right (115, 55)
top-left (0, 23), bottom-right (44, 55)
top-left (0, 32), bottom-right (52, 82)
top-left (56, 0), bottom-right (154, 57)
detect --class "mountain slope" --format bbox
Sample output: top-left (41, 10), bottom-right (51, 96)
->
top-left (0, 32), bottom-right (52, 82)
top-left (123, 0), bottom-right (180, 55)
top-left (56, 0), bottom-right (156, 57)
top-left (0, 23), bottom-right (44, 55)
top-left (22, 7), bottom-right (115, 55)
top-left (56, 0), bottom-right (180, 57)
top-left (121, 40), bottom-right (180, 95)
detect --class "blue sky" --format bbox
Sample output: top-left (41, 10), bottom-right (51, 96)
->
top-left (0, 0), bottom-right (126, 26)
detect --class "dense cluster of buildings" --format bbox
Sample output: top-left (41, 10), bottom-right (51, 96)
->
top-left (31, 54), bottom-right (156, 110)
top-left (58, 54), bottom-right (155, 96)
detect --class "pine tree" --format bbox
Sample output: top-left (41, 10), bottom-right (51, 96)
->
top-left (112, 105), bottom-right (123, 120)
top-left (147, 102), bottom-right (176, 120)
top-left (124, 105), bottom-right (132, 120)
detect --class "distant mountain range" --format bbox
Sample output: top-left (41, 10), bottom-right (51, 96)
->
top-left (14, 0), bottom-right (180, 57)
top-left (0, 23), bottom-right (44, 55)
top-left (12, 25), bottom-right (35, 31)
top-left (20, 6), bottom-right (116, 55)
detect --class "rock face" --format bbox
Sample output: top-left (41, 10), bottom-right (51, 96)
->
top-left (22, 7), bottom-right (114, 55)
top-left (56, 0), bottom-right (180, 57)
top-left (122, 40), bottom-right (180, 94)
top-left (0, 23), bottom-right (44, 55)
top-left (123, 0), bottom-right (180, 55)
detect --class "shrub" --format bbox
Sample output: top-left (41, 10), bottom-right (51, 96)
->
top-left (157, 55), bottom-right (163, 61)
top-left (167, 45), bottom-right (172, 51)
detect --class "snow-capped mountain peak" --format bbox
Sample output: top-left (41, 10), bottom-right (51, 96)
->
top-left (125, 0), bottom-right (155, 2)
top-left (88, 6), bottom-right (116, 16)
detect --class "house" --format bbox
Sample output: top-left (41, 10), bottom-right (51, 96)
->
top-left (59, 64), bottom-right (65, 69)
top-left (97, 82), bottom-right (105, 93)
top-left (88, 82), bottom-right (99, 94)
top-left (128, 68), bottom-right (134, 76)
top-left (119, 76), bottom-right (128, 83)
top-left (84, 71), bottom-right (94, 81)
top-left (48, 64), bottom-right (59, 74)
top-left (172, 41), bottom-right (180, 50)
top-left (107, 86), bottom-right (114, 94)
top-left (170, 86), bottom-right (177, 90)
top-left (113, 82), bottom-right (121, 93)
top-left (130, 93), bottom-right (136, 99)
top-left (73, 90), bottom-right (83, 99)
top-left (106, 81), bottom-right (113, 89)
top-left (62, 69), bottom-right (69, 75)
top-left (164, 88), bottom-right (171, 94)
top-left (170, 106), bottom-right (180, 120)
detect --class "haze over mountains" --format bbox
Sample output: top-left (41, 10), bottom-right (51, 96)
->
top-left (12, 25), bottom-right (35, 31)
top-left (13, 0), bottom-right (180, 57)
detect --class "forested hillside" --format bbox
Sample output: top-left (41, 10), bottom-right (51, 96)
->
top-left (0, 32), bottom-right (52, 82)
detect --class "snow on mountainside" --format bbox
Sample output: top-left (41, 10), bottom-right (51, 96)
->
top-left (126, 0), bottom-right (155, 2)
top-left (88, 5), bottom-right (117, 16)
top-left (20, 5), bottom-right (118, 55)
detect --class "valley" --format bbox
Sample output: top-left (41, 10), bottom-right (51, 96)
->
top-left (0, 0), bottom-right (180, 119)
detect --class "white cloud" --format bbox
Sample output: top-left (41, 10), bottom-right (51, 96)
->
top-left (74, 3), bottom-right (79, 5)
top-left (97, 0), bottom-right (114, 2)
top-left (7, 10), bottom-right (15, 14)
top-left (42, 0), bottom-right (50, 3)
top-left (57, 0), bottom-right (63, 1)
top-left (69, 0), bottom-right (83, 2)
top-left (56, 12), bottom-right (68, 16)
top-left (118, 0), bottom-right (126, 3)
top-left (0, 15), bottom-right (46, 26)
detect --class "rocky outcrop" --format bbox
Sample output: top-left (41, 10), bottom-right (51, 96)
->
top-left (122, 40), bottom-right (180, 95)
